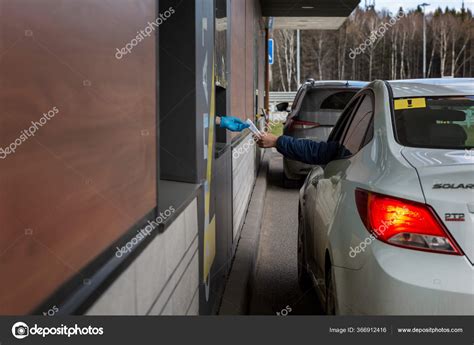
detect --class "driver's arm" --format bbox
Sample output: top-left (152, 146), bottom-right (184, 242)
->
top-left (257, 133), bottom-right (343, 165)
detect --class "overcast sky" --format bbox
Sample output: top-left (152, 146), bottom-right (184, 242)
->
top-left (365, 0), bottom-right (473, 14)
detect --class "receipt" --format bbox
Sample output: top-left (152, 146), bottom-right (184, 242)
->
top-left (246, 119), bottom-right (262, 136)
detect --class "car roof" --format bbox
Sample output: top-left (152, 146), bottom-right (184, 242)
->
top-left (304, 80), bottom-right (368, 88)
top-left (387, 78), bottom-right (474, 98)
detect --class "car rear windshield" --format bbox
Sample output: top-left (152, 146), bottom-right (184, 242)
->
top-left (298, 89), bottom-right (357, 124)
top-left (393, 96), bottom-right (474, 149)
top-left (320, 91), bottom-right (357, 109)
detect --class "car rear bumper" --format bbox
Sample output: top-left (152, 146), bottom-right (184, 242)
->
top-left (334, 241), bottom-right (474, 315)
top-left (283, 158), bottom-right (313, 180)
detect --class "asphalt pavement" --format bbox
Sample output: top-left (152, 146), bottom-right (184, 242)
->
top-left (248, 150), bottom-right (324, 315)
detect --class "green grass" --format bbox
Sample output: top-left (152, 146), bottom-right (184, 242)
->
top-left (267, 121), bottom-right (283, 136)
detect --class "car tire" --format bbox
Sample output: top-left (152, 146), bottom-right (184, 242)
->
top-left (325, 265), bottom-right (337, 315)
top-left (297, 208), bottom-right (311, 288)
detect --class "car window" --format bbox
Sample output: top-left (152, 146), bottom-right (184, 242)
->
top-left (296, 89), bottom-right (358, 125)
top-left (328, 96), bottom-right (362, 143)
top-left (393, 96), bottom-right (474, 149)
top-left (291, 87), bottom-right (305, 110)
top-left (341, 94), bottom-right (374, 155)
top-left (320, 91), bottom-right (357, 110)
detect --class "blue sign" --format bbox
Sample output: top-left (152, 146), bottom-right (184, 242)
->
top-left (268, 39), bottom-right (274, 65)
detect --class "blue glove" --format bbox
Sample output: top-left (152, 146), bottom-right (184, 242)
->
top-left (219, 116), bottom-right (250, 132)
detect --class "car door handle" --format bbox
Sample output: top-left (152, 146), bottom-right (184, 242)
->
top-left (467, 203), bottom-right (474, 214)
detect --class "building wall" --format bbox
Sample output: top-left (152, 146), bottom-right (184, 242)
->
top-left (0, 0), bottom-right (265, 316)
top-left (0, 0), bottom-right (157, 315)
top-left (229, 0), bottom-right (246, 122)
top-left (86, 199), bottom-right (199, 315)
top-left (229, 0), bottom-right (264, 121)
top-left (229, 0), bottom-right (265, 240)
top-left (232, 135), bottom-right (257, 239)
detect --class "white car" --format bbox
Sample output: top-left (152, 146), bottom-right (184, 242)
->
top-left (298, 78), bottom-right (474, 315)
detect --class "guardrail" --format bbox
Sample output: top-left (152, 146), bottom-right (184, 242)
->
top-left (269, 91), bottom-right (297, 104)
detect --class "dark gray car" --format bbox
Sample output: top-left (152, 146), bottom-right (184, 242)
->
top-left (280, 80), bottom-right (367, 184)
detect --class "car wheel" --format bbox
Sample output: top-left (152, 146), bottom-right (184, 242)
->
top-left (325, 265), bottom-right (337, 315)
top-left (297, 208), bottom-right (310, 288)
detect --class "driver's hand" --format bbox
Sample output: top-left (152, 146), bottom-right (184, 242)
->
top-left (255, 132), bottom-right (279, 148)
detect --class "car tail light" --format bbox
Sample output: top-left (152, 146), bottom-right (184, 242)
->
top-left (354, 189), bottom-right (462, 255)
top-left (289, 119), bottom-right (320, 130)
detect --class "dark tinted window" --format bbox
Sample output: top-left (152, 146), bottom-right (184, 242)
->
top-left (291, 87), bottom-right (305, 110)
top-left (394, 96), bottom-right (474, 149)
top-left (342, 95), bottom-right (374, 154)
top-left (298, 89), bottom-right (357, 124)
top-left (328, 96), bottom-right (363, 142)
top-left (320, 91), bottom-right (357, 110)
top-left (328, 96), bottom-right (362, 142)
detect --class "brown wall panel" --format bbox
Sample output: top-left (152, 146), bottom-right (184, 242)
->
top-left (245, 0), bottom-right (255, 118)
top-left (229, 0), bottom-right (247, 122)
top-left (229, 0), bottom-right (265, 135)
top-left (0, 0), bottom-right (156, 314)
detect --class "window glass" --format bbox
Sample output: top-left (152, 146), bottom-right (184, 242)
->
top-left (320, 91), bottom-right (357, 110)
top-left (291, 87), bottom-right (305, 110)
top-left (215, 0), bottom-right (227, 87)
top-left (297, 89), bottom-right (358, 125)
top-left (394, 96), bottom-right (474, 149)
top-left (329, 96), bottom-right (361, 143)
top-left (342, 95), bottom-right (374, 155)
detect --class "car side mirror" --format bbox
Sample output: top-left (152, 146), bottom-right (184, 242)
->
top-left (276, 102), bottom-right (289, 112)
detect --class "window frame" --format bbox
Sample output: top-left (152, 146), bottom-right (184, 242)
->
top-left (329, 90), bottom-right (375, 158)
top-left (340, 91), bottom-right (375, 154)
top-left (328, 94), bottom-right (363, 143)
top-left (291, 85), bottom-right (306, 111)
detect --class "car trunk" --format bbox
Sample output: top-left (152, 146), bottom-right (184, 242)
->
top-left (402, 148), bottom-right (474, 263)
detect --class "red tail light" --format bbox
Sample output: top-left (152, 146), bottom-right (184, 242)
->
top-left (289, 119), bottom-right (320, 130)
top-left (355, 189), bottom-right (462, 255)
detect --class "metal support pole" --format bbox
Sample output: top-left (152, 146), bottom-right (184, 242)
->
top-left (423, 9), bottom-right (426, 78)
top-left (419, 3), bottom-right (430, 78)
top-left (297, 29), bottom-right (301, 87)
top-left (265, 28), bottom-right (270, 113)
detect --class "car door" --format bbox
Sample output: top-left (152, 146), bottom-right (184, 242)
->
top-left (303, 94), bottom-right (362, 277)
top-left (307, 92), bottom-right (375, 283)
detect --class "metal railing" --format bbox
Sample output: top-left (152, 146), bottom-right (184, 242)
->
top-left (269, 91), bottom-right (297, 104)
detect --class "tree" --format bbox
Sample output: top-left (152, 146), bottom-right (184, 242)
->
top-left (274, 29), bottom-right (297, 91)
top-left (270, 6), bottom-right (473, 90)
